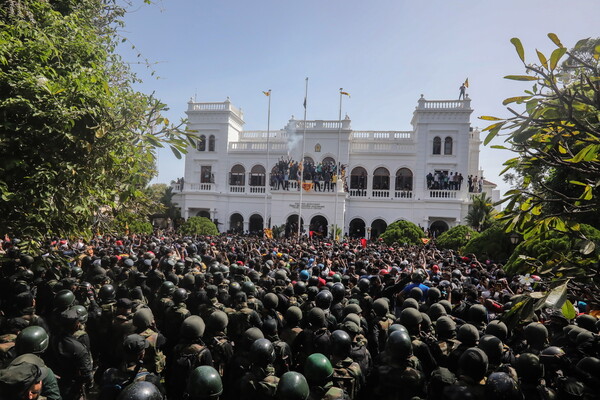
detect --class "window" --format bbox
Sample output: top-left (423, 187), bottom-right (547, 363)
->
top-left (314, 143), bottom-right (321, 152)
top-left (395, 168), bottom-right (413, 190)
top-left (433, 136), bottom-right (441, 155)
top-left (201, 166), bottom-right (212, 183)
top-left (350, 167), bottom-right (368, 189)
top-left (208, 135), bottom-right (215, 151)
top-left (249, 165), bottom-right (266, 186)
top-left (373, 167), bottom-right (390, 190)
top-left (229, 164), bottom-right (245, 186)
top-left (198, 135), bottom-right (206, 151)
top-left (444, 136), bottom-right (453, 155)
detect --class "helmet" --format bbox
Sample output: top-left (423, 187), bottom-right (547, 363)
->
top-left (99, 284), bottom-right (116, 302)
top-left (117, 381), bottom-right (162, 400)
top-left (524, 322), bottom-right (548, 348)
top-left (485, 372), bottom-right (521, 400)
top-left (457, 323), bottom-right (479, 345)
top-left (242, 281), bottom-right (257, 296)
top-left (133, 308), bottom-right (155, 330)
top-left (15, 326), bottom-right (49, 354)
top-left (207, 311), bottom-right (228, 333)
top-left (343, 303), bottom-right (362, 317)
top-left (299, 270), bottom-right (310, 281)
top-left (428, 303), bottom-right (447, 321)
top-left (399, 307), bottom-right (423, 327)
top-left (439, 300), bottom-right (452, 314)
top-left (285, 306), bottom-right (302, 326)
top-left (576, 357), bottom-right (600, 379)
top-left (187, 365), bottom-right (223, 400)
top-left (478, 335), bottom-right (503, 364)
top-left (357, 278), bottom-right (370, 293)
top-left (72, 305), bottom-right (89, 323)
top-left (303, 353), bottom-right (333, 385)
top-left (435, 316), bottom-right (456, 337)
top-left (331, 283), bottom-right (345, 301)
top-left (250, 338), bottom-right (276, 367)
top-left (408, 287), bottom-right (423, 301)
top-left (263, 293), bottom-right (279, 309)
top-left (485, 320), bottom-right (508, 342)
top-left (332, 274), bottom-right (341, 283)
top-left (229, 282), bottom-right (242, 296)
top-left (293, 281), bottom-right (306, 296)
top-left (427, 287), bottom-right (441, 302)
top-left (575, 314), bottom-right (598, 332)
top-left (54, 289), bottom-right (75, 310)
top-left (373, 298), bottom-right (390, 317)
top-left (386, 331), bottom-right (413, 361)
top-left (315, 290), bottom-right (333, 309)
top-left (172, 288), bottom-right (189, 304)
top-left (180, 316), bottom-right (206, 340)
top-left (540, 346), bottom-right (565, 369)
top-left (276, 371), bottom-right (309, 400)
top-left (515, 353), bottom-right (543, 382)
top-left (158, 281), bottom-right (176, 297)
top-left (402, 298), bottom-right (419, 310)
top-left (331, 330), bottom-right (352, 358)
top-left (411, 272), bottom-right (424, 283)
top-left (458, 348), bottom-right (488, 382)
top-left (467, 304), bottom-right (488, 326)
top-left (307, 307), bottom-right (326, 328)
top-left (262, 318), bottom-right (278, 338)
top-left (242, 327), bottom-right (264, 349)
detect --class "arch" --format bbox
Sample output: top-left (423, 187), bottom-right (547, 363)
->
top-left (322, 156), bottom-right (336, 166)
top-left (429, 220), bottom-right (449, 237)
top-left (370, 219), bottom-right (388, 239)
top-left (285, 214), bottom-right (304, 237)
top-left (350, 166), bottom-right (368, 189)
top-left (249, 214), bottom-right (264, 234)
top-left (444, 136), bottom-right (453, 155)
top-left (432, 136), bottom-right (441, 155)
top-left (373, 167), bottom-right (390, 190)
top-left (198, 135), bottom-right (206, 151)
top-left (229, 213), bottom-right (244, 234)
top-left (250, 164), bottom-right (266, 186)
top-left (349, 218), bottom-right (366, 238)
top-left (196, 210), bottom-right (210, 219)
top-left (395, 168), bottom-right (413, 190)
top-left (208, 135), bottom-right (215, 151)
top-left (229, 164), bottom-right (245, 186)
top-left (303, 156), bottom-right (314, 164)
top-left (309, 215), bottom-right (328, 238)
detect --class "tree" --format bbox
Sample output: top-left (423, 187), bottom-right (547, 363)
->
top-left (380, 220), bottom-right (423, 246)
top-left (179, 217), bottom-right (219, 236)
top-left (435, 225), bottom-right (479, 251)
top-left (0, 0), bottom-right (195, 245)
top-left (462, 224), bottom-right (513, 262)
top-left (464, 193), bottom-right (496, 232)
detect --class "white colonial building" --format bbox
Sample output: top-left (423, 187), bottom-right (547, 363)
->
top-left (171, 95), bottom-right (497, 238)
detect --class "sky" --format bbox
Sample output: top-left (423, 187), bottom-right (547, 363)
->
top-left (117, 0), bottom-right (600, 196)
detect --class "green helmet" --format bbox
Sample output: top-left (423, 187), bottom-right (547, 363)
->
top-left (207, 311), bottom-right (228, 333)
top-left (428, 303), bottom-right (447, 321)
top-left (373, 298), bottom-right (390, 317)
top-left (172, 288), bottom-right (189, 304)
top-left (524, 322), bottom-right (548, 348)
top-left (242, 281), bottom-right (256, 296)
top-left (15, 326), bottom-right (49, 355)
top-left (478, 335), bottom-right (503, 364)
top-left (158, 281), bottom-right (176, 297)
top-left (285, 306), bottom-right (302, 325)
top-left (277, 371), bottom-right (309, 400)
top-left (187, 366), bottom-right (223, 400)
top-left (399, 307), bottom-right (423, 327)
top-left (250, 338), bottom-right (276, 367)
top-left (303, 353), bottom-right (333, 385)
top-left (229, 282), bottom-right (242, 296)
top-left (515, 353), bottom-right (543, 382)
top-left (117, 381), bottom-right (162, 400)
top-left (457, 323), bottom-right (479, 345)
top-left (485, 320), bottom-right (508, 342)
top-left (180, 316), bottom-right (206, 340)
top-left (99, 284), bottom-right (116, 302)
top-left (389, 324), bottom-right (409, 335)
top-left (386, 330), bottom-right (413, 361)
top-left (263, 293), bottom-right (279, 309)
top-left (332, 274), bottom-right (341, 283)
top-left (435, 316), bottom-right (456, 337)
top-left (133, 308), bottom-right (155, 330)
top-left (54, 289), bottom-right (75, 310)
top-left (467, 304), bottom-right (488, 326)
top-left (71, 305), bottom-right (89, 323)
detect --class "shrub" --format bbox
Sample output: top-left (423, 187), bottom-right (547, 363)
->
top-left (380, 220), bottom-right (424, 245)
top-left (436, 225), bottom-right (479, 251)
top-left (179, 216), bottom-right (219, 236)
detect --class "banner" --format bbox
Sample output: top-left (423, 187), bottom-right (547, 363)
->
top-left (421, 238), bottom-right (430, 244)
top-left (360, 238), bottom-right (367, 248)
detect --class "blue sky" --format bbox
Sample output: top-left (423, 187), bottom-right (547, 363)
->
top-left (118, 0), bottom-right (599, 196)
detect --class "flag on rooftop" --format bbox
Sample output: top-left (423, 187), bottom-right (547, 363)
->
top-left (341, 91), bottom-right (350, 97)
top-left (263, 90), bottom-right (271, 96)
top-left (464, 78), bottom-right (469, 88)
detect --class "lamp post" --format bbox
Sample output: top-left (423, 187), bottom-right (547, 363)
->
top-left (465, 231), bottom-right (472, 241)
top-left (509, 232), bottom-right (520, 245)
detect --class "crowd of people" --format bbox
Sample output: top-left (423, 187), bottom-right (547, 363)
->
top-left (0, 233), bottom-right (599, 400)
top-left (270, 158), bottom-right (343, 192)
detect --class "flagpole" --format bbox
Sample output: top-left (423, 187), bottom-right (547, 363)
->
top-left (334, 88), bottom-right (344, 241)
top-left (264, 90), bottom-right (271, 229)
top-left (298, 77), bottom-right (308, 238)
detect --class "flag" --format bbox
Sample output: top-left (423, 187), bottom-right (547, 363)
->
top-left (341, 91), bottom-right (350, 98)
top-left (264, 228), bottom-right (273, 239)
top-left (302, 182), bottom-right (313, 191)
top-left (360, 238), bottom-right (367, 248)
top-left (263, 90), bottom-right (270, 96)
top-left (421, 238), bottom-right (430, 244)
top-left (303, 97), bottom-right (306, 109)
top-left (464, 78), bottom-right (469, 88)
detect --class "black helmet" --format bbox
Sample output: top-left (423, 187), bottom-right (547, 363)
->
top-left (285, 306), bottom-right (302, 326)
top-left (187, 365), bottom-right (223, 400)
top-left (399, 307), bottom-right (423, 327)
top-left (133, 308), bottom-right (155, 330)
top-left (457, 323), bottom-right (479, 345)
top-left (478, 335), bottom-right (503, 364)
top-left (515, 353), bottom-right (543, 382)
top-left (524, 322), bottom-right (548, 348)
top-left (386, 330), bottom-right (413, 361)
top-left (411, 271), bottom-right (424, 284)
top-left (428, 303), bottom-right (447, 321)
top-left (99, 284), bottom-right (116, 302)
top-left (276, 371), bottom-right (309, 400)
top-left (207, 311), bottom-right (228, 333)
top-left (242, 281), bottom-right (257, 296)
top-left (575, 314), bottom-right (598, 332)
top-left (72, 305), bottom-right (89, 323)
top-left (315, 290), bottom-right (333, 309)
top-left (173, 288), bottom-right (189, 304)
top-left (229, 282), bottom-right (242, 296)
top-left (263, 293), bottom-right (279, 309)
top-left (485, 320), bottom-right (508, 342)
top-left (262, 318), bottom-right (278, 338)
top-left (242, 327), bottom-right (264, 349)
top-left (117, 381), bottom-right (163, 400)
top-left (180, 316), bottom-right (206, 340)
top-left (389, 324), bottom-right (409, 335)
top-left (458, 348), bottom-right (488, 382)
top-left (158, 281), bottom-right (176, 297)
top-left (250, 338), bottom-right (276, 367)
top-left (15, 326), bottom-right (49, 354)
top-left (468, 304), bottom-right (488, 326)
top-left (576, 357), bottom-right (600, 380)
top-left (331, 330), bottom-right (352, 358)
top-left (331, 283), bottom-right (345, 301)
top-left (357, 278), bottom-right (370, 293)
top-left (485, 372), bottom-right (521, 400)
top-left (293, 281), bottom-right (306, 296)
top-left (303, 353), bottom-right (333, 385)
top-left (373, 298), bottom-right (390, 317)
top-left (54, 289), bottom-right (75, 310)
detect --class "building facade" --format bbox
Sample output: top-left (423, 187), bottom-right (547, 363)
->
top-left (172, 95), bottom-right (496, 238)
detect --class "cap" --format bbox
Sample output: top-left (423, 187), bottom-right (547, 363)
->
top-left (0, 362), bottom-right (44, 396)
top-left (9, 354), bottom-right (48, 380)
top-left (116, 298), bottom-right (133, 309)
top-left (60, 307), bottom-right (82, 323)
top-left (123, 334), bottom-right (150, 354)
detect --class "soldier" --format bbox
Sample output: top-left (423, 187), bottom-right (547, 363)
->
top-left (108, 298), bottom-right (136, 368)
top-left (242, 281), bottom-right (264, 314)
top-left (239, 338), bottom-right (280, 400)
top-left (450, 348), bottom-right (488, 398)
top-left (262, 293), bottom-right (284, 331)
top-left (292, 307), bottom-right (331, 370)
top-left (0, 361), bottom-right (46, 400)
top-left (330, 330), bottom-right (362, 400)
top-left (304, 353), bottom-right (350, 400)
top-left (115, 381), bottom-right (163, 400)
top-left (330, 283), bottom-right (347, 323)
top-left (229, 292), bottom-right (262, 343)
top-left (398, 307), bottom-right (437, 376)
top-left (484, 372), bottom-right (523, 400)
top-left (150, 281), bottom-right (175, 331)
top-left (280, 306), bottom-right (303, 348)
top-left (225, 327), bottom-right (264, 400)
top-left (368, 298), bottom-right (394, 358)
top-left (263, 318), bottom-right (293, 376)
top-left (315, 290), bottom-right (337, 331)
top-left (522, 322), bottom-right (549, 355)
top-left (186, 366), bottom-right (223, 400)
top-left (514, 353), bottom-right (556, 400)
top-left (343, 320), bottom-right (372, 380)
top-left (430, 316), bottom-right (460, 368)
top-left (163, 288), bottom-right (191, 349)
top-left (276, 371), bottom-right (310, 400)
top-left (447, 323), bottom-right (479, 374)
top-left (131, 308), bottom-right (166, 375)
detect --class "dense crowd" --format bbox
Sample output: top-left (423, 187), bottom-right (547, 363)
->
top-left (0, 234), bottom-right (599, 400)
top-left (270, 158), bottom-right (342, 192)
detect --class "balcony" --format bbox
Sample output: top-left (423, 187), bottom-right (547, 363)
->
top-left (170, 182), bottom-right (214, 192)
top-left (428, 190), bottom-right (459, 199)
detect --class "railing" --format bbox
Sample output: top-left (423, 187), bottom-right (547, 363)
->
top-left (372, 190), bottom-right (390, 198)
top-left (228, 142), bottom-right (288, 152)
top-left (349, 189), bottom-right (367, 197)
top-left (351, 131), bottom-right (413, 140)
top-left (418, 99), bottom-right (471, 109)
top-left (171, 183), bottom-right (182, 191)
top-left (240, 130), bottom-right (288, 140)
top-left (190, 183), bottom-right (214, 191)
top-left (292, 120), bottom-right (351, 130)
top-left (429, 190), bottom-right (458, 199)
top-left (229, 186), bottom-right (245, 193)
top-left (249, 186), bottom-right (266, 194)
top-left (351, 142), bottom-right (416, 153)
top-left (187, 101), bottom-right (243, 118)
top-left (394, 190), bottom-right (413, 199)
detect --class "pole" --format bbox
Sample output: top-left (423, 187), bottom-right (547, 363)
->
top-left (264, 90), bottom-right (271, 229)
top-left (334, 88), bottom-right (343, 240)
top-left (298, 78), bottom-right (308, 238)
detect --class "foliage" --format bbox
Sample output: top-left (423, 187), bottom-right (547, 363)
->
top-left (0, 0), bottom-right (196, 245)
top-left (465, 193), bottom-right (496, 232)
top-left (112, 211), bottom-right (153, 235)
top-left (179, 217), bottom-right (218, 236)
top-left (462, 224), bottom-right (513, 262)
top-left (271, 224), bottom-right (286, 239)
top-left (435, 225), bottom-right (479, 251)
top-left (380, 220), bottom-right (423, 246)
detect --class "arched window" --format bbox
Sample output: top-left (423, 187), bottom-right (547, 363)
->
top-left (303, 156), bottom-right (314, 164)
top-left (198, 135), bottom-right (206, 151)
top-left (250, 165), bottom-right (266, 186)
top-left (395, 168), bottom-right (413, 190)
top-left (208, 135), bottom-right (215, 151)
top-left (444, 136), bottom-right (453, 155)
top-left (229, 164), bottom-right (245, 186)
top-left (350, 167), bottom-right (368, 189)
top-left (373, 167), bottom-right (390, 190)
top-left (322, 156), bottom-right (335, 165)
top-left (432, 136), bottom-right (441, 155)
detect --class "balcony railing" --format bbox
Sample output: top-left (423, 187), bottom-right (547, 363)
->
top-left (429, 190), bottom-right (458, 199)
top-left (229, 186), bottom-right (245, 193)
top-left (250, 186), bottom-right (266, 194)
top-left (395, 190), bottom-right (413, 199)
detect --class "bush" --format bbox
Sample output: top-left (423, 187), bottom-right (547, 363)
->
top-left (179, 216), bottom-right (219, 236)
top-left (436, 225), bottom-right (479, 251)
top-left (380, 220), bottom-right (424, 245)
top-left (462, 224), bottom-right (512, 262)
top-left (112, 212), bottom-right (153, 235)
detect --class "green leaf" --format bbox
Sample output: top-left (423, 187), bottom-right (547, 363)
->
top-left (547, 33), bottom-right (564, 48)
top-left (510, 37), bottom-right (525, 62)
top-left (490, 145), bottom-right (509, 150)
top-left (502, 95), bottom-right (532, 105)
top-left (504, 75), bottom-right (538, 81)
top-left (544, 282), bottom-right (568, 309)
top-left (561, 300), bottom-right (577, 320)
top-left (170, 146), bottom-right (182, 159)
top-left (535, 49), bottom-right (548, 68)
top-left (483, 122), bottom-right (505, 146)
top-left (479, 116), bottom-right (503, 121)
top-left (550, 47), bottom-right (567, 70)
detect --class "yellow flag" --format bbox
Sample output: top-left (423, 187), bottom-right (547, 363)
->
top-left (464, 78), bottom-right (469, 88)
top-left (263, 90), bottom-right (271, 96)
top-left (341, 91), bottom-right (350, 97)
